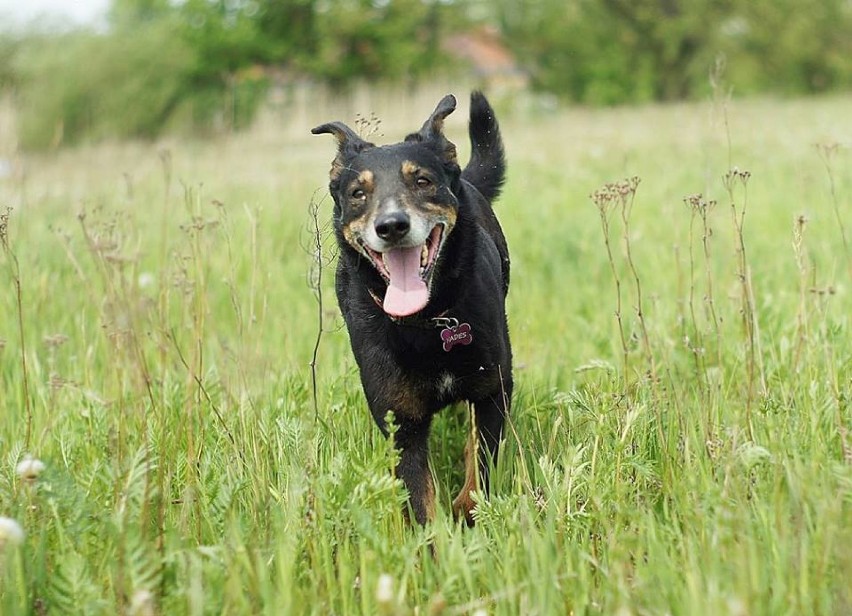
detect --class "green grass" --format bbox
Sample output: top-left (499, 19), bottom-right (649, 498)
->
top-left (1, 92), bottom-right (851, 615)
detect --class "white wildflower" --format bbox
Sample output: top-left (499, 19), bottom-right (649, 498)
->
top-left (129, 589), bottom-right (156, 616)
top-left (16, 455), bottom-right (46, 482)
top-left (138, 272), bottom-right (155, 289)
top-left (375, 573), bottom-right (394, 605)
top-left (0, 517), bottom-right (25, 548)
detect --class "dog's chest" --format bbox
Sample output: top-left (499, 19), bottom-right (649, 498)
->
top-left (436, 371), bottom-right (456, 398)
top-left (432, 362), bottom-right (496, 404)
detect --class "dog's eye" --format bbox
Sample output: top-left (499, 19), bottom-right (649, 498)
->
top-left (351, 188), bottom-right (366, 200)
top-left (416, 177), bottom-right (432, 188)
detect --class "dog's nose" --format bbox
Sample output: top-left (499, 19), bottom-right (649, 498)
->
top-left (374, 211), bottom-right (411, 242)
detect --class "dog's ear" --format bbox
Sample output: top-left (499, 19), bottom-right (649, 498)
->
top-left (406, 94), bottom-right (458, 165)
top-left (415, 94), bottom-right (457, 139)
top-left (312, 122), bottom-right (374, 181)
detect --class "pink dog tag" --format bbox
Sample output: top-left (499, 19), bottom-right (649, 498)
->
top-left (440, 322), bottom-right (473, 352)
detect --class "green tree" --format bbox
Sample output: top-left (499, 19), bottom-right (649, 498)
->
top-left (492, 0), bottom-right (852, 103)
top-left (734, 0), bottom-right (852, 93)
top-left (310, 0), bottom-right (445, 85)
top-left (254, 0), bottom-right (319, 65)
top-left (109, 0), bottom-right (172, 24)
top-left (15, 22), bottom-right (193, 148)
top-left (495, 0), bottom-right (735, 103)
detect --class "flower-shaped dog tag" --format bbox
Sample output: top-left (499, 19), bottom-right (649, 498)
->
top-left (440, 322), bottom-right (473, 352)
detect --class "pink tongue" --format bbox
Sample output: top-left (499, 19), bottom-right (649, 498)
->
top-left (382, 245), bottom-right (428, 316)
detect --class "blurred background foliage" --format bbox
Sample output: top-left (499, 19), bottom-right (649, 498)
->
top-left (1, 0), bottom-right (851, 149)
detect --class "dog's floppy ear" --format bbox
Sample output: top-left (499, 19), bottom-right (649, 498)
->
top-left (311, 121), bottom-right (374, 181)
top-left (406, 94), bottom-right (458, 165)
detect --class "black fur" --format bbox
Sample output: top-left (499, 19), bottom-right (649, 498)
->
top-left (313, 92), bottom-right (512, 525)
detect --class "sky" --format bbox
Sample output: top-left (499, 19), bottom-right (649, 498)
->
top-left (0, 0), bottom-right (110, 28)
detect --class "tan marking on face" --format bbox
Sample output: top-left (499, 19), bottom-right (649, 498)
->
top-left (342, 217), bottom-right (368, 252)
top-left (401, 160), bottom-right (420, 177)
top-left (423, 201), bottom-right (457, 229)
top-left (341, 170), bottom-right (378, 251)
top-left (357, 169), bottom-right (375, 192)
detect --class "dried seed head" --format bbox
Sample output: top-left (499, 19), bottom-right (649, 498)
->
top-left (0, 206), bottom-right (11, 246)
top-left (43, 334), bottom-right (69, 348)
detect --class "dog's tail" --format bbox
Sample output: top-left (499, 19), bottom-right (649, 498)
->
top-left (462, 91), bottom-right (506, 203)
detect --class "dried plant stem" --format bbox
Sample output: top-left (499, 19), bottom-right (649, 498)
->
top-left (684, 204), bottom-right (706, 390)
top-left (596, 200), bottom-right (629, 378)
top-left (186, 184), bottom-right (208, 543)
top-left (1, 207), bottom-right (32, 449)
top-left (684, 193), bottom-right (721, 409)
top-left (814, 144), bottom-right (850, 466)
top-left (724, 169), bottom-right (764, 438)
top-left (816, 144), bottom-right (851, 280)
top-left (791, 215), bottom-right (810, 372)
top-left (307, 194), bottom-right (326, 423)
top-left (698, 201), bottom-right (723, 371)
top-left (619, 179), bottom-right (655, 380)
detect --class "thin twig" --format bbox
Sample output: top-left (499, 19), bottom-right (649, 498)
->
top-left (304, 191), bottom-right (335, 428)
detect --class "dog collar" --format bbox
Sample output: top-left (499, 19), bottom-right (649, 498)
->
top-left (368, 289), bottom-right (474, 351)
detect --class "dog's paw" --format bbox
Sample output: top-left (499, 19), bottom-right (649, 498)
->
top-left (451, 491), bottom-right (477, 527)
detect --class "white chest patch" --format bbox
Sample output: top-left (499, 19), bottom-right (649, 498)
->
top-left (436, 372), bottom-right (455, 397)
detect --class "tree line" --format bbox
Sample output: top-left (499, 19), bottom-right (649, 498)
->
top-left (2, 0), bottom-right (851, 149)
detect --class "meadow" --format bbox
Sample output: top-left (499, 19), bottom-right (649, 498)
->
top-left (0, 87), bottom-right (850, 614)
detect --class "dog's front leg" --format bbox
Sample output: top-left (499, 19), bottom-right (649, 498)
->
top-left (393, 418), bottom-right (435, 525)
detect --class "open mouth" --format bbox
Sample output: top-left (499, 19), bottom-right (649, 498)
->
top-left (361, 224), bottom-right (445, 317)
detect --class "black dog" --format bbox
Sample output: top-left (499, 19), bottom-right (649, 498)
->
top-left (313, 92), bottom-right (512, 525)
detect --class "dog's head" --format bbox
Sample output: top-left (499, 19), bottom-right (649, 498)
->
top-left (313, 95), bottom-right (461, 318)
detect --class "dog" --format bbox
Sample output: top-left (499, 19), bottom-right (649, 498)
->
top-left (312, 92), bottom-right (512, 525)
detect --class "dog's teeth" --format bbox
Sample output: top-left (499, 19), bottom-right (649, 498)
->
top-left (421, 245), bottom-right (428, 267)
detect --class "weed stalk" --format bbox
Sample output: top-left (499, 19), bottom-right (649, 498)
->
top-left (0, 207), bottom-right (32, 448)
top-left (816, 143), bottom-right (851, 280)
top-left (591, 185), bottom-right (629, 380)
top-left (723, 168), bottom-right (764, 438)
top-left (618, 177), bottom-right (655, 380)
top-left (684, 198), bottom-right (706, 384)
top-left (698, 196), bottom-right (723, 371)
top-left (306, 193), bottom-right (328, 423)
top-left (791, 214), bottom-right (810, 372)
